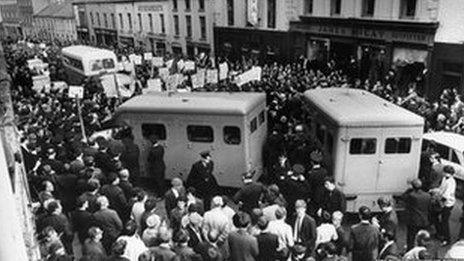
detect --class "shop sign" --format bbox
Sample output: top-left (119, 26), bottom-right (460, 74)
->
top-left (138, 5), bottom-right (163, 12)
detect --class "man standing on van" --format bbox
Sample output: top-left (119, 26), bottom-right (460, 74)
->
top-left (147, 135), bottom-right (166, 198)
top-left (187, 151), bottom-right (218, 209)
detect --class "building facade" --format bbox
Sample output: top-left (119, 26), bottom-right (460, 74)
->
top-left (33, 1), bottom-right (76, 41)
top-left (0, 1), bottom-right (21, 39)
top-left (73, 0), bottom-right (215, 57)
top-left (17, 0), bottom-right (51, 37)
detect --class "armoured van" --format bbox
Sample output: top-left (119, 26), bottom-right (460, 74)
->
top-left (114, 92), bottom-right (267, 188)
top-left (303, 88), bottom-right (424, 212)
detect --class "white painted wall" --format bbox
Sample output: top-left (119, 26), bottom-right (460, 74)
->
top-left (434, 0), bottom-right (464, 44)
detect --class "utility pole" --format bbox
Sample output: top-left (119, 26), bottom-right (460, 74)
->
top-left (0, 42), bottom-right (40, 260)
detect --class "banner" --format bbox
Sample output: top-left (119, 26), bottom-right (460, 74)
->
top-left (27, 58), bottom-right (43, 70)
top-left (145, 78), bottom-right (162, 93)
top-left (184, 61), bottom-right (195, 71)
top-left (219, 62), bottom-right (229, 80)
top-left (51, 81), bottom-right (68, 93)
top-left (32, 75), bottom-right (51, 93)
top-left (68, 86), bottom-right (84, 99)
top-left (152, 57), bottom-right (164, 67)
top-left (100, 73), bottom-right (135, 98)
top-left (206, 69), bottom-right (218, 84)
top-left (235, 66), bottom-right (262, 86)
top-left (144, 52), bottom-right (153, 61)
top-left (247, 0), bottom-right (259, 26)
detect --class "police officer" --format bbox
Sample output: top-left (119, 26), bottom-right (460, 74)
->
top-left (234, 171), bottom-right (266, 214)
top-left (186, 151), bottom-right (219, 210)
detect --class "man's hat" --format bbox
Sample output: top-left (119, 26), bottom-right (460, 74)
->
top-left (310, 150), bottom-right (323, 163)
top-left (200, 150), bottom-right (211, 158)
top-left (292, 164), bottom-right (305, 175)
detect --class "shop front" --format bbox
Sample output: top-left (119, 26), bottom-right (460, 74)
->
top-left (119, 36), bottom-right (135, 48)
top-left (94, 28), bottom-right (117, 47)
top-left (290, 17), bottom-right (438, 95)
top-left (76, 26), bottom-right (90, 43)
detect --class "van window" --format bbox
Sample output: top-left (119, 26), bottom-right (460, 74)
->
top-left (187, 125), bottom-right (213, 143)
top-left (142, 123), bottom-right (166, 140)
top-left (349, 138), bottom-right (376, 154)
top-left (258, 110), bottom-right (265, 125)
top-left (435, 143), bottom-right (450, 160)
top-left (224, 126), bottom-right (241, 145)
top-left (327, 132), bottom-right (334, 155)
top-left (250, 118), bottom-right (257, 133)
top-left (385, 138), bottom-right (412, 154)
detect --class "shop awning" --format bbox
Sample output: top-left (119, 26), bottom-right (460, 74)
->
top-left (393, 47), bottom-right (428, 66)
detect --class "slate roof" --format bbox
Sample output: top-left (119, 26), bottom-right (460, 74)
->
top-left (34, 2), bottom-right (74, 19)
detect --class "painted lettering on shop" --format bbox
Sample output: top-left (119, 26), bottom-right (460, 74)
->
top-left (138, 5), bottom-right (163, 12)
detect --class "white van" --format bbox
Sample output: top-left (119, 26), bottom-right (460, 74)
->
top-left (304, 88), bottom-right (424, 212)
top-left (422, 132), bottom-right (464, 181)
top-left (114, 92), bottom-right (267, 188)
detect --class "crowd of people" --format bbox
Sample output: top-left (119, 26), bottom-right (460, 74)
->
top-left (2, 36), bottom-right (464, 261)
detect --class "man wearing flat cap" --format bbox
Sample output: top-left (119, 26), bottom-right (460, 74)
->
top-left (187, 151), bottom-right (218, 209)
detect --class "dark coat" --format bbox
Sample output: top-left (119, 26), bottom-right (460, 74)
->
top-left (186, 161), bottom-right (218, 198)
top-left (70, 209), bottom-right (95, 244)
top-left (186, 225), bottom-right (204, 249)
top-left (120, 140), bottom-right (140, 178)
top-left (378, 241), bottom-right (400, 260)
top-left (81, 238), bottom-right (106, 261)
top-left (234, 182), bottom-right (266, 213)
top-left (144, 245), bottom-right (176, 261)
top-left (306, 166), bottom-right (328, 204)
top-left (100, 184), bottom-right (129, 220)
top-left (80, 191), bottom-right (100, 213)
top-left (118, 180), bottom-right (134, 200)
top-left (227, 230), bottom-right (259, 261)
top-left (402, 188), bottom-right (432, 227)
top-left (292, 214), bottom-right (317, 253)
top-left (92, 208), bottom-right (123, 244)
top-left (349, 222), bottom-right (380, 261)
top-left (165, 188), bottom-right (186, 218)
top-left (256, 232), bottom-right (278, 261)
top-left (318, 188), bottom-right (347, 214)
top-left (147, 144), bottom-right (166, 178)
top-left (195, 241), bottom-right (224, 261)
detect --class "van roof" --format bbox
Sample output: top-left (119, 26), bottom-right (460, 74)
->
top-left (304, 88), bottom-right (424, 127)
top-left (61, 45), bottom-right (116, 60)
top-left (423, 132), bottom-right (464, 152)
top-left (116, 92), bottom-right (266, 116)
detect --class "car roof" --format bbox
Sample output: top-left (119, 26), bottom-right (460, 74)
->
top-left (61, 45), bottom-right (116, 60)
top-left (115, 92), bottom-right (266, 116)
top-left (304, 88), bottom-right (424, 127)
top-left (423, 132), bottom-right (464, 152)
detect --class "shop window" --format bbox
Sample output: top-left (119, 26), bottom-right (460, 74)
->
top-left (258, 110), bottom-right (265, 125)
top-left (111, 14), bottom-right (115, 29)
top-left (138, 13), bottom-right (142, 31)
top-left (385, 138), bottom-right (411, 154)
top-left (250, 118), bottom-right (257, 133)
top-left (187, 125), bottom-right (213, 143)
top-left (174, 15), bottom-right (179, 36)
top-left (142, 123), bottom-right (166, 140)
top-left (148, 14), bottom-right (153, 32)
top-left (160, 14), bottom-right (166, 34)
top-left (199, 16), bottom-right (206, 39)
top-left (227, 0), bottom-right (234, 26)
top-left (119, 13), bottom-right (124, 29)
top-left (362, 0), bottom-right (375, 17)
top-left (224, 126), bottom-right (241, 145)
top-left (400, 0), bottom-right (416, 19)
top-left (186, 15), bottom-right (192, 38)
top-left (350, 138), bottom-right (376, 155)
top-left (305, 0), bottom-right (313, 14)
top-left (267, 0), bottom-right (276, 29)
top-left (128, 13), bottom-right (132, 31)
top-left (331, 0), bottom-right (342, 15)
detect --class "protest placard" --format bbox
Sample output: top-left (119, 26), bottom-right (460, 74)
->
top-left (158, 67), bottom-right (170, 81)
top-left (27, 58), bottom-right (44, 70)
top-left (133, 55), bottom-right (143, 65)
top-left (68, 86), bottom-right (84, 99)
top-left (166, 75), bottom-right (178, 91)
top-left (184, 61), bottom-right (195, 71)
top-left (219, 62), bottom-right (229, 80)
top-left (152, 57), bottom-right (164, 67)
top-left (206, 69), bottom-right (218, 84)
top-left (235, 66), bottom-right (262, 86)
top-left (145, 78), bottom-right (163, 93)
top-left (32, 75), bottom-right (51, 93)
top-left (52, 81), bottom-right (68, 93)
top-left (144, 52), bottom-right (153, 61)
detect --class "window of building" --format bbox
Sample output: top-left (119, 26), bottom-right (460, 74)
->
top-left (119, 13), bottom-right (124, 29)
top-left (187, 125), bottom-right (213, 142)
top-left (148, 14), bottom-right (153, 32)
top-left (160, 14), bottom-right (165, 33)
top-left (258, 110), bottom-right (265, 125)
top-left (173, 0), bottom-right (178, 11)
top-left (186, 15), bottom-right (192, 37)
top-left (331, 0), bottom-right (342, 15)
top-left (200, 16), bottom-right (206, 39)
top-left (362, 0), bottom-right (375, 17)
top-left (349, 138), bottom-right (377, 154)
top-left (128, 13), bottom-right (132, 30)
top-left (138, 13), bottom-right (142, 31)
top-left (185, 0), bottom-right (191, 11)
top-left (199, 0), bottom-right (205, 11)
top-left (111, 13), bottom-right (115, 28)
top-left (250, 118), bottom-right (258, 133)
top-left (227, 0), bottom-right (234, 26)
top-left (305, 0), bottom-right (313, 14)
top-left (174, 15), bottom-right (179, 35)
top-left (104, 13), bottom-right (108, 28)
top-left (267, 0), bottom-right (276, 28)
top-left (400, 0), bottom-right (417, 18)
top-left (385, 138), bottom-right (412, 154)
top-left (142, 123), bottom-right (167, 140)
top-left (96, 12), bottom-right (100, 26)
top-left (224, 126), bottom-right (241, 145)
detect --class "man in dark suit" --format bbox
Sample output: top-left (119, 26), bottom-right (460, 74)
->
top-left (349, 206), bottom-right (380, 261)
top-left (234, 171), bottom-right (266, 214)
top-left (402, 179), bottom-right (432, 250)
top-left (165, 178), bottom-right (186, 219)
top-left (195, 229), bottom-right (224, 261)
top-left (118, 169), bottom-right (133, 200)
top-left (94, 141), bottom-right (118, 174)
top-left (316, 177), bottom-right (347, 217)
top-left (187, 151), bottom-right (218, 209)
top-left (70, 195), bottom-right (95, 244)
top-left (147, 135), bottom-right (166, 197)
top-left (228, 212), bottom-right (259, 261)
top-left (99, 172), bottom-right (129, 222)
top-left (292, 200), bottom-right (317, 256)
top-left (186, 212), bottom-right (205, 249)
top-left (256, 216), bottom-right (278, 261)
top-left (92, 195), bottom-right (123, 253)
